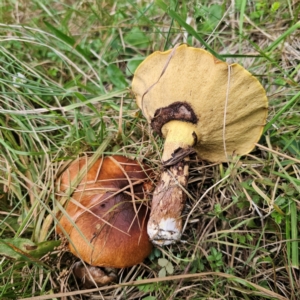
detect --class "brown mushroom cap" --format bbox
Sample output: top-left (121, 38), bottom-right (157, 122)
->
top-left (56, 155), bottom-right (152, 268)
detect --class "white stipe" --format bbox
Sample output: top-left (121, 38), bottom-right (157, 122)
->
top-left (147, 218), bottom-right (181, 246)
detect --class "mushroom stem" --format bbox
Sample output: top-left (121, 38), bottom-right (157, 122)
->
top-left (147, 157), bottom-right (190, 245)
top-left (161, 121), bottom-right (197, 162)
top-left (133, 44), bottom-right (268, 246)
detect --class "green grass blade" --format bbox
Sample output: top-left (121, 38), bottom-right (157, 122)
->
top-left (0, 89), bottom-right (128, 115)
top-left (264, 91), bottom-right (300, 133)
top-left (155, 0), bottom-right (224, 60)
top-left (265, 21), bottom-right (300, 52)
top-left (290, 199), bottom-right (299, 269)
top-left (238, 0), bottom-right (246, 46)
top-left (44, 21), bottom-right (90, 60)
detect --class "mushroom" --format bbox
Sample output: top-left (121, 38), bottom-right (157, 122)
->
top-left (72, 261), bottom-right (118, 288)
top-left (132, 44), bottom-right (268, 246)
top-left (56, 155), bottom-right (153, 285)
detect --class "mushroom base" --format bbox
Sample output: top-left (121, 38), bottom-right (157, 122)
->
top-left (147, 159), bottom-right (189, 246)
top-left (73, 261), bottom-right (117, 288)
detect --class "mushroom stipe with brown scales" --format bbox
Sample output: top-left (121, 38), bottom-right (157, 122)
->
top-left (56, 155), bottom-right (153, 286)
top-left (132, 44), bottom-right (268, 246)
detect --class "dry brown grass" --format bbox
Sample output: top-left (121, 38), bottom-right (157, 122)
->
top-left (0, 1), bottom-right (299, 299)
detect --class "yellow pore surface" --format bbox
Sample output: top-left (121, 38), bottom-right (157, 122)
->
top-left (132, 44), bottom-right (268, 162)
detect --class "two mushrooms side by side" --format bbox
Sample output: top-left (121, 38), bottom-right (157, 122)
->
top-left (56, 44), bottom-right (268, 286)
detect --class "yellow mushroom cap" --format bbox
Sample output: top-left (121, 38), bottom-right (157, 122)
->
top-left (132, 44), bottom-right (268, 162)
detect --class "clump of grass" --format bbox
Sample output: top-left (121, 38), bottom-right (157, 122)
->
top-left (0, 1), bottom-right (299, 299)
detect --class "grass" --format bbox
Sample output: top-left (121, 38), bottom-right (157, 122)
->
top-left (0, 0), bottom-right (299, 299)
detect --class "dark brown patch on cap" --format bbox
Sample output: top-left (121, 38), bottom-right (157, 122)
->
top-left (151, 101), bottom-right (198, 135)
